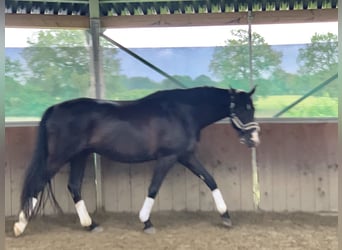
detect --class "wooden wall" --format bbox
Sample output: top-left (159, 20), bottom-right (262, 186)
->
top-left (5, 122), bottom-right (338, 216)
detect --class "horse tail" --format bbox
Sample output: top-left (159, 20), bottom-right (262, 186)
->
top-left (20, 106), bottom-right (62, 219)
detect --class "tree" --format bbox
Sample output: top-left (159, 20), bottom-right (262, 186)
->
top-left (297, 32), bottom-right (337, 75)
top-left (5, 57), bottom-right (26, 115)
top-left (22, 30), bottom-right (120, 99)
top-left (209, 29), bottom-right (282, 90)
top-left (193, 75), bottom-right (217, 87)
top-left (296, 32), bottom-right (338, 97)
top-left (5, 56), bottom-right (23, 81)
top-left (161, 75), bottom-right (194, 89)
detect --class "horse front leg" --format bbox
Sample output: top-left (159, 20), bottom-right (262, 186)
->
top-left (139, 155), bottom-right (177, 234)
top-left (68, 153), bottom-right (102, 232)
top-left (179, 154), bottom-right (233, 228)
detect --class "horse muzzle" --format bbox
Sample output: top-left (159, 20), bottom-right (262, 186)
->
top-left (239, 129), bottom-right (260, 148)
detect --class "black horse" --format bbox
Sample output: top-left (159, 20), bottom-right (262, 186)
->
top-left (14, 86), bottom-right (260, 236)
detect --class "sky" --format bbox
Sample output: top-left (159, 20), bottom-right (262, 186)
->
top-left (5, 22), bottom-right (338, 48)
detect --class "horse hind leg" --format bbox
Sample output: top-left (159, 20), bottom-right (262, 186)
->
top-left (13, 158), bottom-right (65, 237)
top-left (13, 166), bottom-right (55, 237)
top-left (179, 154), bottom-right (232, 228)
top-left (139, 155), bottom-right (177, 234)
top-left (68, 153), bottom-right (102, 233)
top-left (13, 197), bottom-right (38, 237)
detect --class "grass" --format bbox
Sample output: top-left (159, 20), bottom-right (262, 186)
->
top-left (5, 95), bottom-right (338, 122)
top-left (255, 95), bottom-right (338, 118)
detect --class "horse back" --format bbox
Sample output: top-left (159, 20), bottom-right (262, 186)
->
top-left (45, 98), bottom-right (197, 163)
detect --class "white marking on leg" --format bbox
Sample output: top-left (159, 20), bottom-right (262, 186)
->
top-left (139, 197), bottom-right (155, 223)
top-left (212, 189), bottom-right (227, 214)
top-left (251, 130), bottom-right (260, 145)
top-left (13, 197), bottom-right (38, 237)
top-left (14, 211), bottom-right (28, 237)
top-left (75, 200), bottom-right (92, 227)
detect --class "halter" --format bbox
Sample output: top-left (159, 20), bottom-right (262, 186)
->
top-left (229, 89), bottom-right (260, 132)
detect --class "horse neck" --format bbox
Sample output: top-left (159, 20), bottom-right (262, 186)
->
top-left (187, 88), bottom-right (231, 129)
top-left (192, 104), bottom-right (230, 129)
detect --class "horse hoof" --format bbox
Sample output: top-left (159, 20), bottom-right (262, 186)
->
top-left (13, 222), bottom-right (25, 237)
top-left (91, 226), bottom-right (104, 233)
top-left (86, 222), bottom-right (103, 233)
top-left (222, 218), bottom-right (233, 228)
top-left (143, 226), bottom-right (156, 234)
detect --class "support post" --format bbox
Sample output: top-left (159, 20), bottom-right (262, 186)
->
top-left (88, 0), bottom-right (104, 212)
top-left (248, 11), bottom-right (261, 210)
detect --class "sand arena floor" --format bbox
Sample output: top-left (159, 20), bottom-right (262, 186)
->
top-left (5, 211), bottom-right (337, 250)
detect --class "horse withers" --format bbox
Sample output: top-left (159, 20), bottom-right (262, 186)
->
top-left (13, 86), bottom-right (260, 236)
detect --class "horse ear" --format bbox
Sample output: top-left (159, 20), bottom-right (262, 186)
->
top-left (248, 85), bottom-right (257, 96)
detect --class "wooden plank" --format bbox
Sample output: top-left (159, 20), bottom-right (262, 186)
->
top-left (79, 155), bottom-right (96, 213)
top-left (297, 124), bottom-right (317, 212)
top-left (5, 160), bottom-right (12, 216)
top-left (171, 163), bottom-right (186, 211)
top-left (285, 125), bottom-right (301, 211)
top-left (102, 157), bottom-right (119, 212)
top-left (238, 149), bottom-right (254, 211)
top-left (299, 143), bottom-right (316, 212)
top-left (328, 163), bottom-right (338, 211)
top-left (257, 125), bottom-right (273, 210)
top-left (185, 167), bottom-right (200, 211)
top-left (210, 125), bottom-right (243, 211)
top-left (326, 123), bottom-right (338, 211)
top-left (258, 124), bottom-right (287, 211)
top-left (5, 130), bottom-right (12, 216)
top-left (116, 162), bottom-right (132, 212)
top-left (7, 127), bottom-right (37, 216)
top-left (313, 124), bottom-right (331, 212)
top-left (130, 163), bottom-right (147, 213)
top-left (52, 165), bottom-right (73, 214)
top-left (158, 164), bottom-right (173, 211)
top-left (5, 14), bottom-right (89, 28)
top-left (196, 127), bottom-right (216, 212)
top-left (144, 161), bottom-right (160, 212)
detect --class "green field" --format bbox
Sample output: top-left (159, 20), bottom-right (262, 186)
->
top-left (5, 95), bottom-right (337, 122)
top-left (255, 95), bottom-right (338, 117)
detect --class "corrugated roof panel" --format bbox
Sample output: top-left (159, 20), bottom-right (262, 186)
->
top-left (4, 0), bottom-right (338, 16)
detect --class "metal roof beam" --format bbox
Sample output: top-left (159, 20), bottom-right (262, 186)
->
top-left (101, 9), bottom-right (337, 28)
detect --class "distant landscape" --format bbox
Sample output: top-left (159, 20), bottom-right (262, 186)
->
top-left (5, 44), bottom-right (337, 119)
top-left (6, 45), bottom-right (303, 82)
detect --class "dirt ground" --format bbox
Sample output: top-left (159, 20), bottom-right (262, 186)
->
top-left (5, 211), bottom-right (337, 250)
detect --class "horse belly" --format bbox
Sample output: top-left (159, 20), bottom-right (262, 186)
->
top-left (91, 123), bottom-right (159, 162)
top-left (90, 117), bottom-right (192, 162)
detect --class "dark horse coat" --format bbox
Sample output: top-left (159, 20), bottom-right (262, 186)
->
top-left (15, 86), bottom-right (259, 236)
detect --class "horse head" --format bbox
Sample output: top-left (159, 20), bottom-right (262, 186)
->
top-left (229, 86), bottom-right (260, 148)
